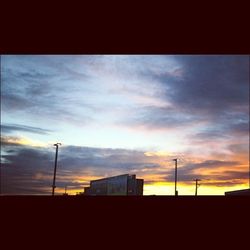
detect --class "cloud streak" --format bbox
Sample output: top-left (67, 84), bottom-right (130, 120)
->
top-left (1, 123), bottom-right (53, 135)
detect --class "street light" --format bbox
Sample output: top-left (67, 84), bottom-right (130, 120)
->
top-left (52, 143), bottom-right (61, 196)
top-left (173, 159), bottom-right (178, 196)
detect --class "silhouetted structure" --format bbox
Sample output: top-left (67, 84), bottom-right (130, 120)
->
top-left (194, 179), bottom-right (201, 196)
top-left (173, 159), bottom-right (178, 196)
top-left (52, 143), bottom-right (61, 195)
top-left (84, 174), bottom-right (144, 196)
top-left (225, 189), bottom-right (250, 196)
top-left (63, 186), bottom-right (68, 196)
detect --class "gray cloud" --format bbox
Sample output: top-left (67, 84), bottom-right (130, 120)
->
top-left (2, 135), bottom-right (248, 194)
top-left (1, 146), bottom-right (54, 194)
top-left (199, 180), bottom-right (245, 187)
top-left (1, 93), bottom-right (32, 111)
top-left (227, 143), bottom-right (250, 155)
top-left (227, 120), bottom-right (249, 135)
top-left (1, 55), bottom-right (249, 193)
top-left (0, 139), bottom-right (158, 194)
top-left (58, 146), bottom-right (157, 174)
top-left (1, 56), bottom-right (94, 126)
top-left (118, 56), bottom-right (249, 132)
top-left (166, 55), bottom-right (249, 114)
top-left (181, 160), bottom-right (241, 171)
top-left (187, 118), bottom-right (249, 146)
top-left (1, 123), bottom-right (53, 135)
top-left (2, 55), bottom-right (249, 133)
top-left (161, 160), bottom-right (247, 186)
top-left (191, 131), bottom-right (229, 141)
top-left (123, 105), bottom-right (202, 130)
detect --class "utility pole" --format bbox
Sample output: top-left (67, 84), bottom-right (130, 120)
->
top-left (173, 159), bottom-right (178, 196)
top-left (249, 55), bottom-right (250, 190)
top-left (52, 143), bottom-right (61, 196)
top-left (194, 179), bottom-right (201, 196)
top-left (249, 162), bottom-right (250, 189)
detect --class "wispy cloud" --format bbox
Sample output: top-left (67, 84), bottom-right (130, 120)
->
top-left (1, 123), bottom-right (53, 135)
top-left (1, 55), bottom-right (249, 194)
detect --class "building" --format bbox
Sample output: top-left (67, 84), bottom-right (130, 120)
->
top-left (225, 189), bottom-right (250, 196)
top-left (84, 174), bottom-right (144, 196)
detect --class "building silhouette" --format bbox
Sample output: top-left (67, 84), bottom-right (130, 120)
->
top-left (84, 174), bottom-right (144, 196)
top-left (225, 188), bottom-right (250, 196)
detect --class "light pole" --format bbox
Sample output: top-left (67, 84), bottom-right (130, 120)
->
top-left (173, 159), bottom-right (178, 196)
top-left (249, 55), bottom-right (250, 190)
top-left (52, 143), bottom-right (61, 196)
top-left (248, 162), bottom-right (250, 189)
top-left (194, 179), bottom-right (201, 196)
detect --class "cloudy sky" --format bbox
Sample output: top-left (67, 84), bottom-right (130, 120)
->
top-left (1, 55), bottom-right (249, 195)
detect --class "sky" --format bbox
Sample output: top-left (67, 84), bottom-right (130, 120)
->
top-left (1, 55), bottom-right (249, 195)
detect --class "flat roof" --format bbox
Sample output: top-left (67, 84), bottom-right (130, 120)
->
top-left (90, 174), bottom-right (134, 183)
top-left (225, 189), bottom-right (250, 196)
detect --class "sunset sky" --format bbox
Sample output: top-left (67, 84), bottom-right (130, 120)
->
top-left (1, 55), bottom-right (249, 195)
